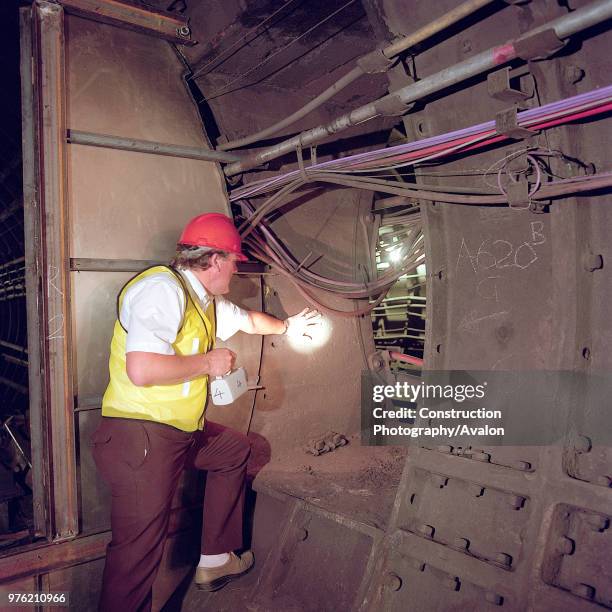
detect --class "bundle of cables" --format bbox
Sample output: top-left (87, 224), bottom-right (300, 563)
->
top-left (238, 200), bottom-right (424, 317)
top-left (232, 85), bottom-right (612, 203)
top-left (232, 85), bottom-right (612, 317)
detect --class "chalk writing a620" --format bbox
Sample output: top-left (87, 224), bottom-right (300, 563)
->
top-left (456, 221), bottom-right (546, 273)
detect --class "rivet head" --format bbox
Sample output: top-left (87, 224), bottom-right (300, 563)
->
top-left (469, 484), bottom-right (485, 497)
top-left (383, 572), bottom-right (402, 591)
top-left (572, 583), bottom-right (595, 600)
top-left (509, 494), bottom-right (526, 509)
top-left (443, 576), bottom-right (460, 591)
top-left (485, 592), bottom-right (504, 605)
top-left (564, 65), bottom-right (585, 85)
top-left (585, 514), bottom-right (609, 532)
top-left (574, 435), bottom-right (592, 454)
top-left (297, 528), bottom-right (308, 541)
top-left (453, 537), bottom-right (470, 550)
top-left (494, 552), bottom-right (512, 567)
top-left (583, 252), bottom-right (604, 272)
top-left (557, 536), bottom-right (575, 555)
top-left (418, 524), bottom-right (435, 538)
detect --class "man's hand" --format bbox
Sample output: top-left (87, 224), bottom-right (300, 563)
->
top-left (202, 348), bottom-right (236, 377)
top-left (285, 308), bottom-right (322, 340)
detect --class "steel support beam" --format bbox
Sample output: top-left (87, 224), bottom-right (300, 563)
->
top-left (34, 0), bottom-right (79, 540)
top-left (56, 0), bottom-right (196, 45)
top-left (70, 257), bottom-right (267, 274)
top-left (19, 4), bottom-right (49, 538)
top-left (67, 130), bottom-right (241, 163)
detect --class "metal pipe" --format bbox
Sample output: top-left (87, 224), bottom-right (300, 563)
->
top-left (218, 66), bottom-right (363, 150)
top-left (218, 0), bottom-right (497, 151)
top-left (383, 0), bottom-right (495, 57)
top-left (0, 257), bottom-right (26, 271)
top-left (224, 0), bottom-right (612, 176)
top-left (67, 130), bottom-right (241, 163)
top-left (3, 418), bottom-right (33, 469)
top-left (0, 339), bottom-right (28, 353)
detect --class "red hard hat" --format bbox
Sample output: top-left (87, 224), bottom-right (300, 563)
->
top-left (179, 213), bottom-right (247, 261)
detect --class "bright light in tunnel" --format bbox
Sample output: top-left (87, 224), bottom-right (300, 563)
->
top-left (286, 316), bottom-right (332, 354)
top-left (389, 248), bottom-right (404, 263)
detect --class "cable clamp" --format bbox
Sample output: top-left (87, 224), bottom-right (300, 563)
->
top-left (374, 94), bottom-right (411, 117)
top-left (487, 66), bottom-right (533, 104)
top-left (505, 175), bottom-right (531, 209)
top-left (296, 138), bottom-right (308, 181)
top-left (514, 28), bottom-right (566, 61)
top-left (495, 106), bottom-right (538, 140)
top-left (357, 49), bottom-right (395, 74)
top-left (295, 139), bottom-right (318, 181)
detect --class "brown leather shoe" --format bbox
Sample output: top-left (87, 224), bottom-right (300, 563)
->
top-left (195, 551), bottom-right (254, 592)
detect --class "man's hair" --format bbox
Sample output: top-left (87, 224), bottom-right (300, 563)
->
top-left (170, 243), bottom-right (229, 271)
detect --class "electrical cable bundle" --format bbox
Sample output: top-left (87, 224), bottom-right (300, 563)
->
top-left (233, 85), bottom-right (612, 317)
top-left (231, 85), bottom-right (612, 203)
top-left (238, 201), bottom-right (423, 317)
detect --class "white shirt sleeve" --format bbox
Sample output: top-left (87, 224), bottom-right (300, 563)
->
top-left (215, 295), bottom-right (249, 341)
top-left (120, 274), bottom-right (186, 355)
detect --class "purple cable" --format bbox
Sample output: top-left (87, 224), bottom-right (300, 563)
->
top-left (231, 85), bottom-right (612, 200)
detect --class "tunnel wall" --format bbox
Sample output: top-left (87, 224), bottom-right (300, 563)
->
top-left (166, 1), bottom-right (612, 610)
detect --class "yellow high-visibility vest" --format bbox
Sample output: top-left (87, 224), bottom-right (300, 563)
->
top-left (101, 266), bottom-right (215, 432)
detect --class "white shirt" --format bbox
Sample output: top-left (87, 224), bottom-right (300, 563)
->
top-left (120, 268), bottom-right (249, 355)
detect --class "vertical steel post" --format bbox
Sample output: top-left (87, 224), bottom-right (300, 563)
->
top-left (19, 4), bottom-right (50, 539)
top-left (33, 0), bottom-right (78, 540)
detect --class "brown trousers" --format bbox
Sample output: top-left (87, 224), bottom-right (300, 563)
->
top-left (91, 417), bottom-right (251, 612)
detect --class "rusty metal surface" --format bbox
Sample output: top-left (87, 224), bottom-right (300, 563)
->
top-left (47, 557), bottom-right (105, 610)
top-left (68, 146), bottom-right (228, 261)
top-left (0, 531), bottom-right (109, 582)
top-left (19, 4), bottom-right (48, 538)
top-left (65, 14), bottom-right (213, 147)
top-left (254, 508), bottom-right (374, 611)
top-left (248, 187), bottom-right (377, 459)
top-left (34, 0), bottom-right (79, 541)
top-left (58, 0), bottom-right (195, 45)
top-left (362, 1), bottom-right (612, 610)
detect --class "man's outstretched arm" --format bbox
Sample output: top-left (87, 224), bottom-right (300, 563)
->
top-left (241, 307), bottom-right (322, 337)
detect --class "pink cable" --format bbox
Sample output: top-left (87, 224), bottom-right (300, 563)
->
top-left (390, 351), bottom-right (424, 366)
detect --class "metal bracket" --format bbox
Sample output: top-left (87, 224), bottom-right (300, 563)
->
top-left (495, 106), bottom-right (538, 140)
top-left (505, 175), bottom-right (531, 209)
top-left (375, 94), bottom-right (411, 117)
top-left (514, 28), bottom-right (566, 61)
top-left (357, 48), bottom-right (395, 74)
top-left (487, 66), bottom-right (533, 103)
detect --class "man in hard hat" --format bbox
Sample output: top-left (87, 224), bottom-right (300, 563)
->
top-left (91, 213), bottom-right (321, 611)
